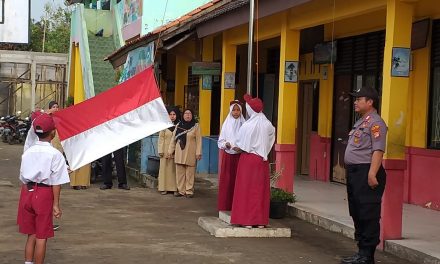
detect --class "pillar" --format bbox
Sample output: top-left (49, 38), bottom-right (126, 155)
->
top-left (73, 45), bottom-right (85, 104)
top-left (199, 36), bottom-right (214, 136)
top-left (220, 32), bottom-right (236, 124)
top-left (379, 0), bottom-right (413, 247)
top-left (275, 16), bottom-right (300, 193)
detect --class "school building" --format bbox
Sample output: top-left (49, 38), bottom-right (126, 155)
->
top-left (105, 0), bottom-right (440, 242)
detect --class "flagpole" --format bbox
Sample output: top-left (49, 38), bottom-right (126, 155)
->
top-left (246, 0), bottom-right (255, 95)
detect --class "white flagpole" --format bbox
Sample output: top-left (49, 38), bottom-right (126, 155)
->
top-left (246, 0), bottom-right (255, 95)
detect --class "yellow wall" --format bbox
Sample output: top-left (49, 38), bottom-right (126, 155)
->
top-left (220, 33), bottom-right (236, 124)
top-left (298, 53), bottom-right (334, 138)
top-left (175, 55), bottom-right (188, 108)
top-left (323, 9), bottom-right (386, 40)
top-left (289, 0), bottom-right (386, 29)
top-left (405, 0), bottom-right (440, 148)
top-left (173, 40), bottom-right (196, 108)
top-left (199, 36), bottom-right (214, 136)
top-left (406, 40), bottom-right (430, 148)
top-left (224, 12), bottom-right (284, 45)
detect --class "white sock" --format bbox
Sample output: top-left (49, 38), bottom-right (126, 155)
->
top-left (25, 262), bottom-right (34, 264)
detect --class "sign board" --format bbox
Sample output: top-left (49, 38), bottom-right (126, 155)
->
top-left (192, 62), bottom-right (221, 75)
top-left (119, 41), bottom-right (155, 83)
top-left (224, 72), bottom-right (235, 89)
top-left (284, 61), bottom-right (298, 83)
top-left (391, 47), bottom-right (410, 77)
top-left (0, 0), bottom-right (29, 44)
top-left (202, 75), bottom-right (212, 90)
top-left (314, 41), bottom-right (337, 64)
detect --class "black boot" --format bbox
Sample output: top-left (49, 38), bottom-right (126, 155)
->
top-left (351, 255), bottom-right (374, 264)
top-left (341, 253), bottom-right (361, 264)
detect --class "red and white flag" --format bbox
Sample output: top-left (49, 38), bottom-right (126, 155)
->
top-left (53, 67), bottom-right (172, 170)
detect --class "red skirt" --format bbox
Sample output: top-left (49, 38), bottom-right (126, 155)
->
top-left (217, 150), bottom-right (241, 211)
top-left (230, 153), bottom-right (270, 226)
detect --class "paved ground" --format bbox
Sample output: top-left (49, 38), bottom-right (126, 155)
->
top-left (0, 142), bottom-right (415, 264)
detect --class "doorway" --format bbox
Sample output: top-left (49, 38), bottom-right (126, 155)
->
top-left (298, 80), bottom-right (319, 175)
top-left (331, 75), bottom-right (352, 184)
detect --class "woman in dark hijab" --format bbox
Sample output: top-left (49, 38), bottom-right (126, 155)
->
top-left (157, 106), bottom-right (181, 195)
top-left (168, 109), bottom-right (202, 198)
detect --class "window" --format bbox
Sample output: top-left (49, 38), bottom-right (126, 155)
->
top-left (429, 20), bottom-right (440, 149)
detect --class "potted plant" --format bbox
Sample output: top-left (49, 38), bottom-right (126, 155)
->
top-left (269, 164), bottom-right (296, 219)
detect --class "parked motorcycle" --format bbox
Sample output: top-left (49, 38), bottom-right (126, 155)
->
top-left (0, 116), bottom-right (6, 139)
top-left (1, 115), bottom-right (16, 144)
top-left (16, 117), bottom-right (31, 143)
top-left (90, 158), bottom-right (104, 183)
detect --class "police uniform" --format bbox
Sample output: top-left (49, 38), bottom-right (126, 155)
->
top-left (17, 114), bottom-right (70, 239)
top-left (343, 89), bottom-right (388, 263)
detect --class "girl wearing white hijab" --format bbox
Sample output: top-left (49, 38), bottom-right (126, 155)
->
top-left (217, 100), bottom-right (245, 211)
top-left (230, 94), bottom-right (275, 228)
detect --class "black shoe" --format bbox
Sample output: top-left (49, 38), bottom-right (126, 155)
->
top-left (341, 253), bottom-right (361, 263)
top-left (174, 192), bottom-right (184, 197)
top-left (186, 194), bottom-right (194, 198)
top-left (341, 254), bottom-right (374, 264)
top-left (100, 185), bottom-right (112, 190)
top-left (72, 186), bottom-right (81, 190)
top-left (118, 184), bottom-right (130, 190)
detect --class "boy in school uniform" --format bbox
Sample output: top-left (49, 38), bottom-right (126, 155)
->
top-left (17, 113), bottom-right (70, 264)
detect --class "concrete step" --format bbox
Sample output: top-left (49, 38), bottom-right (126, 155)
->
top-left (289, 204), bottom-right (440, 264)
top-left (198, 217), bottom-right (292, 238)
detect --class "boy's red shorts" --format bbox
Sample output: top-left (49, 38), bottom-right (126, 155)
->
top-left (17, 184), bottom-right (54, 239)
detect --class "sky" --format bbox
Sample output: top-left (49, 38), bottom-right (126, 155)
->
top-left (143, 0), bottom-right (212, 33)
top-left (31, 0), bottom-right (67, 21)
top-left (32, 0), bottom-right (212, 25)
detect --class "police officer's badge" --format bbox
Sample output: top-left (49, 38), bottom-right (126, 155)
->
top-left (371, 125), bottom-right (380, 138)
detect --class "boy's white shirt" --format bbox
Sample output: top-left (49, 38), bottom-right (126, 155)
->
top-left (20, 141), bottom-right (70, 185)
top-left (23, 124), bottom-right (38, 153)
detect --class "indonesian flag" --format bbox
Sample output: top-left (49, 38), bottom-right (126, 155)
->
top-left (53, 67), bottom-right (172, 170)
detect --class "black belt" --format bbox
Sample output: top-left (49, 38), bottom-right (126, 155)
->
top-left (346, 163), bottom-right (371, 168)
top-left (27, 182), bottom-right (51, 188)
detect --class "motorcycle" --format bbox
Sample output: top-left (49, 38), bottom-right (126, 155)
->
top-left (16, 117), bottom-right (31, 144)
top-left (90, 158), bottom-right (104, 183)
top-left (0, 116), bottom-right (6, 139)
top-left (1, 115), bottom-right (16, 144)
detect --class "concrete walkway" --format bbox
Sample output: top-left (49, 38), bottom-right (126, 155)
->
top-left (0, 142), bottom-right (415, 264)
top-left (291, 176), bottom-right (440, 264)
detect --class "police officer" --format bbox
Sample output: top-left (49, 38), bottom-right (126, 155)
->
top-left (341, 86), bottom-right (387, 264)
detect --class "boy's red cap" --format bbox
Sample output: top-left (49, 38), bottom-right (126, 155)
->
top-left (30, 111), bottom-right (43, 121)
top-left (33, 113), bottom-right (55, 133)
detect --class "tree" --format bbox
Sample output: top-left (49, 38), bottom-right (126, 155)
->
top-left (39, 2), bottom-right (72, 53)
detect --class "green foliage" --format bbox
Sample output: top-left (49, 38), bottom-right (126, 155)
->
top-left (269, 163), bottom-right (296, 203)
top-left (39, 3), bottom-right (72, 53)
top-left (66, 96), bottom-right (74, 107)
top-left (270, 188), bottom-right (296, 203)
top-left (29, 20), bottom-right (44, 52)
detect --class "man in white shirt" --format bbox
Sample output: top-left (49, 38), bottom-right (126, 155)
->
top-left (17, 113), bottom-right (70, 264)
